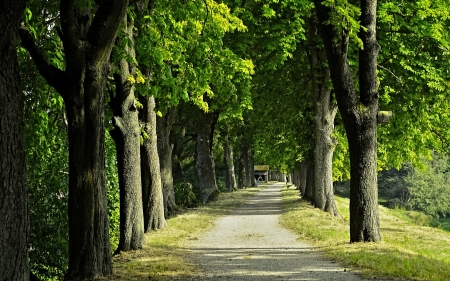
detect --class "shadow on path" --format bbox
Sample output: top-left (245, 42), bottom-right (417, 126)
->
top-left (182, 183), bottom-right (382, 281)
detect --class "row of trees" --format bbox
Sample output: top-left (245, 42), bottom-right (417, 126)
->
top-left (2, 0), bottom-right (450, 280)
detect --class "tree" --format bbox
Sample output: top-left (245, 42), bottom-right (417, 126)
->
top-left (140, 94), bottom-right (167, 231)
top-left (313, 0), bottom-right (381, 242)
top-left (222, 131), bottom-right (238, 191)
top-left (307, 15), bottom-right (340, 216)
top-left (20, 0), bottom-right (129, 278)
top-left (195, 110), bottom-right (221, 202)
top-left (0, 0), bottom-right (30, 280)
top-left (109, 11), bottom-right (145, 252)
top-left (156, 108), bottom-right (178, 216)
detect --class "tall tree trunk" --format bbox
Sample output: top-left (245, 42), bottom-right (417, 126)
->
top-left (303, 156), bottom-right (314, 203)
top-left (249, 147), bottom-right (256, 186)
top-left (195, 111), bottom-right (220, 203)
top-left (308, 15), bottom-right (340, 216)
top-left (172, 127), bottom-right (185, 184)
top-left (64, 63), bottom-right (113, 280)
top-left (314, 0), bottom-right (381, 242)
top-left (238, 149), bottom-right (245, 188)
top-left (0, 1), bottom-right (30, 279)
top-left (223, 134), bottom-right (238, 192)
top-left (140, 95), bottom-right (166, 231)
top-left (20, 1), bottom-right (128, 278)
top-left (156, 107), bottom-right (178, 217)
top-left (299, 160), bottom-right (307, 195)
top-left (242, 144), bottom-right (251, 186)
top-left (109, 15), bottom-right (144, 252)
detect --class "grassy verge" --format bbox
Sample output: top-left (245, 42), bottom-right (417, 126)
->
top-left (280, 188), bottom-right (450, 281)
top-left (97, 185), bottom-right (262, 280)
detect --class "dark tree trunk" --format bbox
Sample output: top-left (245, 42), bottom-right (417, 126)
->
top-left (293, 163), bottom-right (301, 190)
top-left (109, 15), bottom-right (144, 252)
top-left (156, 107), bottom-right (178, 217)
top-left (0, 1), bottom-right (30, 279)
top-left (195, 111), bottom-right (220, 203)
top-left (238, 149), bottom-right (245, 188)
top-left (303, 157), bottom-right (314, 203)
top-left (64, 63), bottom-right (113, 280)
top-left (314, 0), bottom-right (381, 242)
top-left (242, 144), bottom-right (251, 186)
top-left (172, 127), bottom-right (185, 184)
top-left (249, 147), bottom-right (256, 186)
top-left (299, 160), bottom-right (307, 195)
top-left (140, 95), bottom-right (166, 231)
top-left (20, 1), bottom-right (128, 279)
top-left (307, 15), bottom-right (340, 216)
top-left (223, 134), bottom-right (238, 192)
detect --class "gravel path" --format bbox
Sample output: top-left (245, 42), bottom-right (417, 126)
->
top-left (185, 183), bottom-right (378, 281)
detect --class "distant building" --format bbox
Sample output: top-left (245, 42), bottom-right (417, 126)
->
top-left (254, 165), bottom-right (269, 182)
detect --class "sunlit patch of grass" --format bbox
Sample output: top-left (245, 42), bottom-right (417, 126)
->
top-left (96, 185), bottom-right (262, 280)
top-left (281, 188), bottom-right (450, 281)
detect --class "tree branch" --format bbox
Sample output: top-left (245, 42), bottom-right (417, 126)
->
top-left (19, 24), bottom-right (67, 98)
top-left (431, 129), bottom-right (450, 151)
top-left (87, 0), bottom-right (128, 63)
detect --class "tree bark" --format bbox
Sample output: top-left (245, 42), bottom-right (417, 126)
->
top-left (172, 127), bottom-right (186, 184)
top-left (140, 95), bottom-right (166, 232)
top-left (20, 1), bottom-right (129, 278)
top-left (238, 149), bottom-right (245, 188)
top-left (242, 144), bottom-right (251, 187)
top-left (313, 0), bottom-right (381, 242)
top-left (249, 147), bottom-right (256, 186)
top-left (299, 160), bottom-right (307, 195)
top-left (109, 15), bottom-right (144, 252)
top-left (308, 15), bottom-right (340, 216)
top-left (195, 111), bottom-right (220, 203)
top-left (156, 107), bottom-right (178, 217)
top-left (302, 155), bottom-right (314, 203)
top-left (0, 1), bottom-right (30, 280)
top-left (223, 134), bottom-right (238, 192)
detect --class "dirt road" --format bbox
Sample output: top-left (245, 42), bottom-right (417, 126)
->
top-left (185, 183), bottom-right (379, 281)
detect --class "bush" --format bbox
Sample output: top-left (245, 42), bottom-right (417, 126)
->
top-left (174, 182), bottom-right (199, 208)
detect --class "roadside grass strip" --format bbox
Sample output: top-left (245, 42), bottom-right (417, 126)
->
top-left (280, 188), bottom-right (450, 281)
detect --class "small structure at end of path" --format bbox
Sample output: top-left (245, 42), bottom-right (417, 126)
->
top-left (254, 165), bottom-right (269, 183)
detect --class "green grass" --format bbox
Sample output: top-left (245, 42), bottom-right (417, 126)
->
top-left (280, 188), bottom-right (450, 281)
top-left (99, 184), bottom-right (450, 280)
top-left (96, 185), bottom-right (262, 280)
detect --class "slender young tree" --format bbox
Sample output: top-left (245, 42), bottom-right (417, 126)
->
top-left (20, 0), bottom-right (129, 278)
top-left (0, 1), bottom-right (30, 280)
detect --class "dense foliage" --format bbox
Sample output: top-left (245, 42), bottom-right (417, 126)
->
top-left (379, 153), bottom-right (450, 222)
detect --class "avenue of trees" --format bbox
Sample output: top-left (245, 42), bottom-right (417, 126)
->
top-left (1, 0), bottom-right (450, 280)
